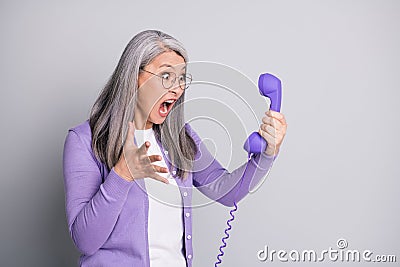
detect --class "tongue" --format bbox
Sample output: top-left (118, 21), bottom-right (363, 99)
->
top-left (160, 103), bottom-right (168, 114)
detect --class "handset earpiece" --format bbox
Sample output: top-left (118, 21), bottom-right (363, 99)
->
top-left (243, 73), bottom-right (282, 154)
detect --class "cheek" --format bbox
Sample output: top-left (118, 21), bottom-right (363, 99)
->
top-left (137, 85), bottom-right (165, 115)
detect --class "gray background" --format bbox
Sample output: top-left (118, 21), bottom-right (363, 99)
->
top-left (0, 0), bottom-right (399, 266)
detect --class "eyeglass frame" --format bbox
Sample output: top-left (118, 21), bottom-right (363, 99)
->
top-left (139, 68), bottom-right (192, 90)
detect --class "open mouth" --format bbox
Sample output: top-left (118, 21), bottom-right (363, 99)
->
top-left (158, 99), bottom-right (176, 117)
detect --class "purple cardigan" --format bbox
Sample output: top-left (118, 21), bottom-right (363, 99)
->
top-left (62, 119), bottom-right (277, 266)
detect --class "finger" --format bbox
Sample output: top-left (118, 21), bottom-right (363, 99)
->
top-left (266, 110), bottom-right (287, 125)
top-left (258, 128), bottom-right (276, 146)
top-left (148, 154), bottom-right (162, 163)
top-left (139, 141), bottom-right (151, 155)
top-left (259, 127), bottom-right (281, 155)
top-left (262, 117), bottom-right (284, 132)
top-left (261, 124), bottom-right (276, 137)
top-left (152, 164), bottom-right (169, 173)
top-left (151, 173), bottom-right (169, 184)
top-left (260, 124), bottom-right (285, 147)
top-left (262, 116), bottom-right (273, 125)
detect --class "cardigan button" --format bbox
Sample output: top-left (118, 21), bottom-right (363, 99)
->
top-left (183, 191), bottom-right (188, 197)
top-left (164, 150), bottom-right (168, 155)
top-left (188, 254), bottom-right (192, 259)
top-left (172, 170), bottom-right (177, 175)
top-left (187, 234), bottom-right (191, 240)
top-left (185, 212), bottom-right (190, 217)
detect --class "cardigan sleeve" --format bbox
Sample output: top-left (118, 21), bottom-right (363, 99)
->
top-left (62, 129), bottom-right (135, 256)
top-left (186, 123), bottom-right (278, 207)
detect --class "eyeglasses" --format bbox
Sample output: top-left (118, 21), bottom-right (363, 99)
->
top-left (140, 68), bottom-right (193, 90)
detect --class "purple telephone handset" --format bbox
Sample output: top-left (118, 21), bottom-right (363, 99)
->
top-left (215, 73), bottom-right (282, 267)
top-left (243, 73), bottom-right (282, 154)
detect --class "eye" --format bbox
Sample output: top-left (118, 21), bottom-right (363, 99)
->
top-left (161, 72), bottom-right (171, 80)
top-left (178, 75), bottom-right (185, 81)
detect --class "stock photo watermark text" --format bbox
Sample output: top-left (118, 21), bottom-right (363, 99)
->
top-left (257, 238), bottom-right (396, 263)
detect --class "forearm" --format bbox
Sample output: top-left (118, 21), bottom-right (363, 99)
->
top-left (193, 151), bottom-right (276, 207)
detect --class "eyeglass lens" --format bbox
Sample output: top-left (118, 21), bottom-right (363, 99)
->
top-left (162, 72), bottom-right (192, 90)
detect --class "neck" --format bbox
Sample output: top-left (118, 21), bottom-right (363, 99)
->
top-left (145, 121), bottom-right (153, 130)
top-left (133, 114), bottom-right (153, 130)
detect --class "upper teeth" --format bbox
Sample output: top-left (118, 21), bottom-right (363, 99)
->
top-left (165, 99), bottom-right (174, 103)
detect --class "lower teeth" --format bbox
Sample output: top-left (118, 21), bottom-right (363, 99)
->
top-left (160, 103), bottom-right (168, 114)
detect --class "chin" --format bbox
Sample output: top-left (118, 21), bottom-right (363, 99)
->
top-left (150, 116), bottom-right (166, 125)
top-left (154, 119), bottom-right (165, 125)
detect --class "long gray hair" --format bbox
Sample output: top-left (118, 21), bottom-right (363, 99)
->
top-left (89, 29), bottom-right (197, 180)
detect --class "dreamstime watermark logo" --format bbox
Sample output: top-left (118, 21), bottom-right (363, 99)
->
top-left (257, 238), bottom-right (397, 263)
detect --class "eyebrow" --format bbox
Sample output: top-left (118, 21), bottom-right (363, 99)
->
top-left (158, 63), bottom-right (186, 71)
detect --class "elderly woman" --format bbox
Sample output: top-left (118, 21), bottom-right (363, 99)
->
top-left (63, 29), bottom-right (287, 267)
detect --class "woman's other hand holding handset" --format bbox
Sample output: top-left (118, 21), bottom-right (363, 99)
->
top-left (114, 121), bottom-right (169, 184)
top-left (258, 110), bottom-right (287, 157)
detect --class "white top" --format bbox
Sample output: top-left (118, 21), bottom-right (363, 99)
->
top-left (134, 127), bottom-right (186, 267)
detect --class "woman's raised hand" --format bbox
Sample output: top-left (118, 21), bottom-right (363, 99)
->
top-left (114, 121), bottom-right (169, 184)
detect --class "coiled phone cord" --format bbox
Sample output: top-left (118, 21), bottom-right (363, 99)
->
top-left (214, 152), bottom-right (252, 267)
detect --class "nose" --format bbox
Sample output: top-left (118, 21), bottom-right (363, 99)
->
top-left (168, 80), bottom-right (181, 95)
